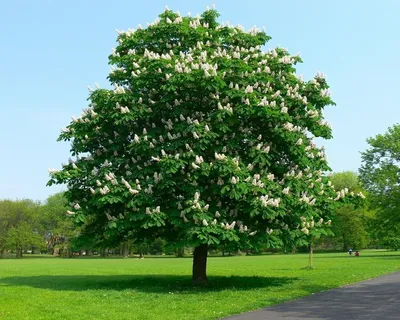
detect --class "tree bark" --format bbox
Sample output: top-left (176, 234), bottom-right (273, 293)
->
top-left (0, 248), bottom-right (4, 258)
top-left (123, 242), bottom-right (129, 258)
top-left (192, 244), bottom-right (208, 284)
top-left (16, 248), bottom-right (23, 258)
top-left (308, 242), bottom-right (313, 268)
top-left (176, 247), bottom-right (185, 257)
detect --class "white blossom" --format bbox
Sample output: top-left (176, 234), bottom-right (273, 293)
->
top-left (215, 153), bottom-right (227, 161)
top-left (358, 191), bottom-right (366, 199)
top-left (321, 89), bottom-right (330, 97)
top-left (191, 162), bottom-right (200, 169)
top-left (301, 227), bottom-right (309, 235)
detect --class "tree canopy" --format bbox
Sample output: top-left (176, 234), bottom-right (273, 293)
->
top-left (0, 199), bottom-right (42, 257)
top-left (329, 172), bottom-right (370, 251)
top-left (360, 124), bottom-right (400, 234)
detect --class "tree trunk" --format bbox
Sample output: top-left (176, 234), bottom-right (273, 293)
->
top-left (0, 248), bottom-right (4, 258)
top-left (16, 247), bottom-right (23, 258)
top-left (342, 235), bottom-right (348, 252)
top-left (100, 248), bottom-right (108, 257)
top-left (176, 247), bottom-right (185, 257)
top-left (123, 242), bottom-right (129, 258)
top-left (308, 242), bottom-right (313, 268)
top-left (192, 244), bottom-right (208, 284)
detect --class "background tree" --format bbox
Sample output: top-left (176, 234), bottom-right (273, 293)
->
top-left (6, 222), bottom-right (43, 258)
top-left (328, 172), bottom-right (371, 251)
top-left (381, 235), bottom-right (400, 251)
top-left (359, 124), bottom-right (400, 237)
top-left (38, 192), bottom-right (75, 254)
top-left (0, 200), bottom-right (41, 258)
top-left (48, 7), bottom-right (364, 283)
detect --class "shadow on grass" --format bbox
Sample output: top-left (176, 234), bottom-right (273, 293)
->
top-left (0, 274), bottom-right (296, 293)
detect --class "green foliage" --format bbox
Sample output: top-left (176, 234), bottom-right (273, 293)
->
top-left (49, 8), bottom-right (364, 255)
top-left (359, 125), bottom-right (400, 238)
top-left (38, 192), bottom-right (76, 253)
top-left (329, 171), bottom-right (361, 192)
top-left (330, 205), bottom-right (369, 250)
top-left (382, 236), bottom-right (400, 250)
top-left (6, 222), bottom-right (44, 255)
top-left (327, 172), bottom-right (371, 251)
top-left (0, 251), bottom-right (399, 319)
top-left (0, 200), bottom-right (41, 257)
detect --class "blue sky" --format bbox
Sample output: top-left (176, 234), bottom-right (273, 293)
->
top-left (1, 0), bottom-right (399, 201)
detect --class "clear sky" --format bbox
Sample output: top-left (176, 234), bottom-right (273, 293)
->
top-left (1, 0), bottom-right (399, 201)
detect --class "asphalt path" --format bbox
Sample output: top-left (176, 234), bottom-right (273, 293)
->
top-left (224, 271), bottom-right (400, 319)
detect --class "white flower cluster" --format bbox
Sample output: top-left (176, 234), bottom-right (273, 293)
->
top-left (215, 153), bottom-right (227, 161)
top-left (221, 221), bottom-right (236, 230)
top-left (113, 84), bottom-right (126, 94)
top-left (48, 168), bottom-right (60, 175)
top-left (251, 174), bottom-right (265, 188)
top-left (99, 185), bottom-right (110, 195)
top-left (231, 176), bottom-right (239, 184)
top-left (105, 172), bottom-right (118, 185)
top-left (117, 102), bottom-right (130, 114)
top-left (299, 192), bottom-right (316, 206)
top-left (299, 216), bottom-right (331, 235)
top-left (260, 195), bottom-right (281, 207)
top-left (146, 206), bottom-right (161, 215)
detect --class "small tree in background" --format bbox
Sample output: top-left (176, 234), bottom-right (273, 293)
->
top-left (48, 7), bottom-right (364, 283)
top-left (0, 200), bottom-right (41, 258)
top-left (360, 125), bottom-right (400, 237)
top-left (329, 172), bottom-right (371, 251)
top-left (6, 222), bottom-right (43, 258)
top-left (39, 192), bottom-right (75, 254)
top-left (382, 236), bottom-right (400, 251)
top-left (294, 217), bottom-right (333, 268)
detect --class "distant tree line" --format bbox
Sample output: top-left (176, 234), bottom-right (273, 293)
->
top-left (0, 171), bottom-right (398, 258)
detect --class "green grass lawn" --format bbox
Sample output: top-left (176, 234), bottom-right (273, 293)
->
top-left (0, 250), bottom-right (399, 320)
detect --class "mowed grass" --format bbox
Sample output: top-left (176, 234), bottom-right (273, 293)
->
top-left (0, 251), bottom-right (399, 320)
